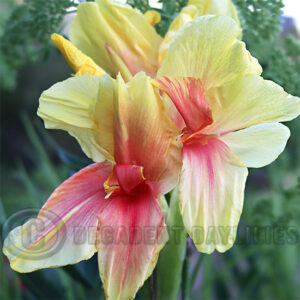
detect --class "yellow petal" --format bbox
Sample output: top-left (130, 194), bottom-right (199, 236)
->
top-left (38, 74), bottom-right (115, 162)
top-left (144, 10), bottom-right (161, 26)
top-left (158, 15), bottom-right (262, 90)
top-left (220, 123), bottom-right (291, 168)
top-left (189, 0), bottom-right (240, 25)
top-left (202, 74), bottom-right (300, 135)
top-left (114, 72), bottom-right (182, 196)
top-left (159, 0), bottom-right (241, 64)
top-left (105, 44), bottom-right (132, 82)
top-left (179, 138), bottom-right (248, 253)
top-left (51, 33), bottom-right (105, 77)
top-left (158, 5), bottom-right (197, 64)
top-left (70, 0), bottom-right (162, 78)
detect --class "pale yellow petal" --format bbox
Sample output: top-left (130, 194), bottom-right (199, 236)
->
top-left (105, 44), bottom-right (133, 82)
top-left (158, 15), bottom-right (262, 90)
top-left (158, 5), bottom-right (197, 64)
top-left (144, 10), bottom-right (161, 26)
top-left (38, 75), bottom-right (115, 162)
top-left (179, 138), bottom-right (248, 253)
top-left (220, 123), bottom-right (291, 168)
top-left (202, 74), bottom-right (300, 135)
top-left (189, 0), bottom-right (240, 25)
top-left (159, 0), bottom-right (241, 63)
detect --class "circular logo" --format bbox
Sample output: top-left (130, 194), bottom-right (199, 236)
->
top-left (2, 208), bottom-right (67, 261)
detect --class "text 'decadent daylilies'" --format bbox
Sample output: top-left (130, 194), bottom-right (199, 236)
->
top-left (155, 15), bottom-right (300, 254)
top-left (52, 0), bottom-right (240, 81)
top-left (3, 72), bottom-right (182, 300)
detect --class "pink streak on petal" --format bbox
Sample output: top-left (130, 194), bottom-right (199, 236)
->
top-left (156, 76), bottom-right (213, 132)
top-left (29, 162), bottom-right (113, 249)
top-left (183, 138), bottom-right (221, 198)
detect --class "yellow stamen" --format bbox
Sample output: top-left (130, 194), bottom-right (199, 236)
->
top-left (51, 33), bottom-right (105, 77)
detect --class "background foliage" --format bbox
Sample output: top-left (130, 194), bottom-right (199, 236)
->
top-left (0, 0), bottom-right (299, 299)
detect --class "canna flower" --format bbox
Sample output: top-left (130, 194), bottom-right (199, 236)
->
top-left (3, 72), bottom-right (182, 300)
top-left (154, 15), bottom-right (300, 253)
top-left (52, 0), bottom-right (240, 79)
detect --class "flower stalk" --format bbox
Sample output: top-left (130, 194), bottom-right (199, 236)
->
top-left (155, 188), bottom-right (187, 300)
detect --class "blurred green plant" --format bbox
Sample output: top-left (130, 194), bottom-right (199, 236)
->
top-left (0, 115), bottom-right (105, 300)
top-left (0, 0), bottom-right (75, 90)
top-left (2, 0), bottom-right (298, 95)
top-left (261, 36), bottom-right (300, 96)
top-left (234, 0), bottom-right (284, 42)
top-left (127, 0), bottom-right (150, 12)
top-left (233, 0), bottom-right (300, 97)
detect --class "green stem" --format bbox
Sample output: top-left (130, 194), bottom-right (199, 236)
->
top-left (191, 253), bottom-right (205, 287)
top-left (202, 256), bottom-right (213, 300)
top-left (155, 188), bottom-right (187, 300)
top-left (150, 273), bottom-right (155, 300)
top-left (182, 240), bottom-right (192, 300)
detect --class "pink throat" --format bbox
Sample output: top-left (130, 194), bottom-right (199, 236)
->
top-left (104, 164), bottom-right (147, 197)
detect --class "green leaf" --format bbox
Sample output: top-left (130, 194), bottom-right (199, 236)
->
top-left (18, 271), bottom-right (65, 299)
top-left (57, 147), bottom-right (92, 171)
top-left (62, 265), bottom-right (93, 289)
top-left (0, 0), bottom-right (75, 90)
top-left (181, 240), bottom-right (191, 300)
top-left (15, 159), bottom-right (40, 206)
top-left (21, 113), bottom-right (61, 189)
